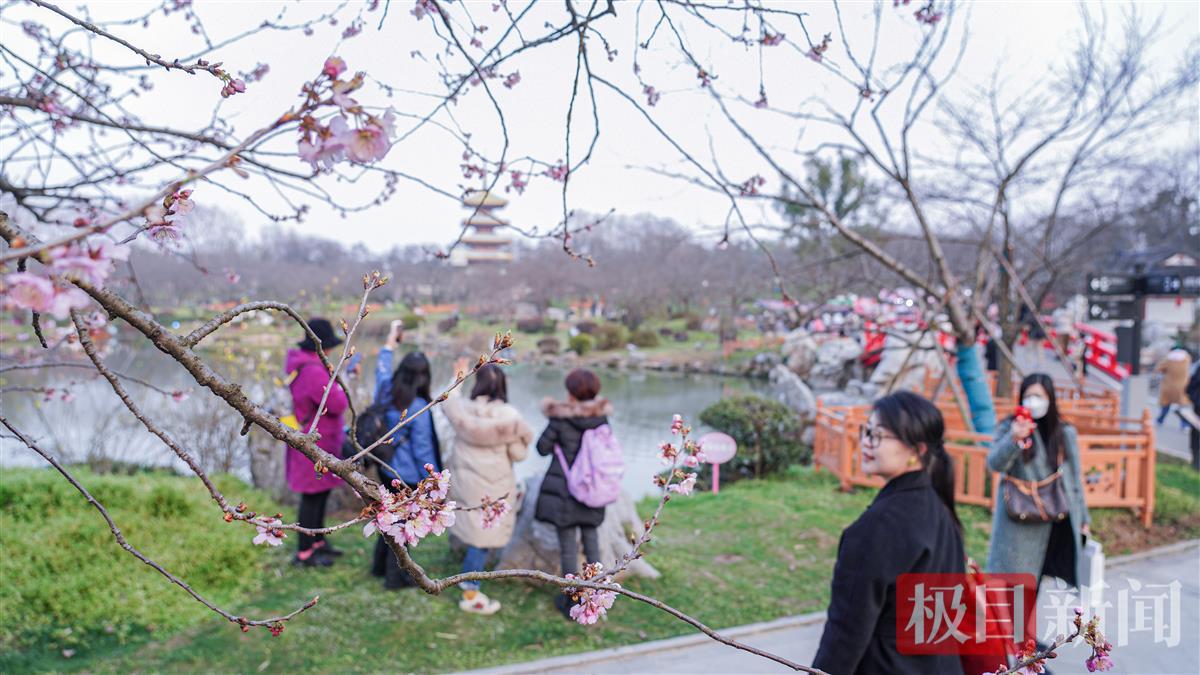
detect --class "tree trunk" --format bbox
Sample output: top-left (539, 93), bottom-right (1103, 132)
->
top-left (996, 228), bottom-right (1016, 399)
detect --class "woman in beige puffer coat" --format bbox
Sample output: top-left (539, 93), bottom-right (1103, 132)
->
top-left (439, 363), bottom-right (533, 614)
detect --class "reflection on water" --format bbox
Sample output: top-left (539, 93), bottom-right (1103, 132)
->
top-left (1, 346), bottom-right (771, 500)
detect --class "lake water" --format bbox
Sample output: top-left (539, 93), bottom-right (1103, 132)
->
top-left (1, 343), bottom-right (772, 500)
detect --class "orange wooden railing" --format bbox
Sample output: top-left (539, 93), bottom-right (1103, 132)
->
top-left (812, 401), bottom-right (1156, 527)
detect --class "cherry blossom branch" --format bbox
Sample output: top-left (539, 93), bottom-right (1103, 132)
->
top-left (0, 415), bottom-right (320, 633)
top-left (341, 331), bottom-right (514, 465)
top-left (435, 567), bottom-right (824, 674)
top-left (68, 278), bottom-right (378, 499)
top-left (28, 0), bottom-right (232, 78)
top-left (305, 272), bottom-right (385, 436)
top-left (0, 360), bottom-right (183, 397)
top-left (989, 608), bottom-right (1113, 674)
top-left (0, 117), bottom-right (285, 264)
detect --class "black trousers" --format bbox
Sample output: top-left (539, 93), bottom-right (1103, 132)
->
top-left (556, 525), bottom-right (600, 577)
top-left (297, 490), bottom-right (329, 552)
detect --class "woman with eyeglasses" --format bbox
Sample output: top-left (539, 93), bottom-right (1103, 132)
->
top-left (813, 391), bottom-right (965, 675)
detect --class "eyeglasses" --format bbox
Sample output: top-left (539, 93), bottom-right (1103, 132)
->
top-left (860, 425), bottom-right (897, 448)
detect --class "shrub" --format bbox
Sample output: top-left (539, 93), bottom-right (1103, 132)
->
top-left (630, 328), bottom-right (660, 348)
top-left (684, 315), bottom-right (703, 331)
top-left (568, 333), bottom-right (593, 356)
top-left (516, 317), bottom-right (554, 334)
top-left (575, 320), bottom-right (598, 335)
top-left (400, 312), bottom-right (424, 330)
top-left (699, 395), bottom-right (809, 480)
top-left (593, 323), bottom-right (628, 350)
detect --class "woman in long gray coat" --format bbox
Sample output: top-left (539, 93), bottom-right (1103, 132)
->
top-left (987, 373), bottom-right (1090, 590)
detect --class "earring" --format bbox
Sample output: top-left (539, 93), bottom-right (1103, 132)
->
top-left (907, 455), bottom-right (919, 468)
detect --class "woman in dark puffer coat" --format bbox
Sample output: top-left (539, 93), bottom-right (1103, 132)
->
top-left (535, 368), bottom-right (612, 618)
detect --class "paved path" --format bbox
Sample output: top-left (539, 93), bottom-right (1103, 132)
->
top-left (463, 541), bottom-right (1200, 675)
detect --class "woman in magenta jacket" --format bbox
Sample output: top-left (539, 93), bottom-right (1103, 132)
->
top-left (284, 318), bottom-right (349, 567)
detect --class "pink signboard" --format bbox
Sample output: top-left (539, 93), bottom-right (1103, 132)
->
top-left (697, 431), bottom-right (737, 494)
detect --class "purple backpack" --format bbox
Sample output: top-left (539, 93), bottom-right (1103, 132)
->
top-left (554, 424), bottom-right (625, 508)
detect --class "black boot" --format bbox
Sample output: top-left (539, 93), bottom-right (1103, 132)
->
top-left (371, 536), bottom-right (388, 577)
top-left (554, 593), bottom-right (574, 620)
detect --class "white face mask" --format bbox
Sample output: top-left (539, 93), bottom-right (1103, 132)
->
top-left (1022, 395), bottom-right (1050, 420)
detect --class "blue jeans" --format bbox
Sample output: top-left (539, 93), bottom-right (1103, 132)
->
top-left (460, 545), bottom-right (489, 591)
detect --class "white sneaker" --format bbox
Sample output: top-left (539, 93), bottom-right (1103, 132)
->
top-left (459, 590), bottom-right (501, 615)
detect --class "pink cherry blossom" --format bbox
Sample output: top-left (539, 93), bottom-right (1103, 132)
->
top-left (299, 116), bottom-right (349, 169)
top-left (253, 518), bottom-right (285, 546)
top-left (544, 163), bottom-right (568, 181)
top-left (503, 72), bottom-right (521, 89)
top-left (479, 496), bottom-right (510, 529)
top-left (429, 502), bottom-right (456, 535)
top-left (47, 242), bottom-right (128, 286)
top-left (566, 573), bottom-right (619, 625)
top-left (4, 273), bottom-right (57, 313)
top-left (668, 472), bottom-right (697, 495)
top-left (147, 224), bottom-right (182, 243)
top-left (224, 268), bottom-right (241, 284)
top-left (323, 56), bottom-right (347, 78)
top-left (331, 79), bottom-right (359, 109)
top-left (168, 189), bottom-right (195, 219)
top-left (171, 390), bottom-right (190, 402)
top-left (914, 4), bottom-right (943, 25)
top-left (411, 0), bottom-right (439, 21)
top-left (760, 32), bottom-right (785, 46)
top-left (643, 85), bottom-right (661, 106)
top-left (220, 78), bottom-right (246, 98)
top-left (659, 441), bottom-right (678, 465)
top-left (670, 414), bottom-right (684, 435)
top-left (341, 116), bottom-right (394, 164)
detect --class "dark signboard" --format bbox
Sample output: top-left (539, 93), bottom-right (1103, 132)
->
top-left (1087, 299), bottom-right (1137, 321)
top-left (1142, 270), bottom-right (1200, 297)
top-left (1087, 274), bottom-right (1136, 296)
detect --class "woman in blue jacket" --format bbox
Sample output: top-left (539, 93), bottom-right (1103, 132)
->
top-left (370, 324), bottom-right (442, 589)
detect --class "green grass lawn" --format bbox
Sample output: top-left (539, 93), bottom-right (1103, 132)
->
top-left (2, 460), bottom-right (1196, 673)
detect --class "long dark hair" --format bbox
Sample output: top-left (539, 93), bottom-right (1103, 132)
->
top-left (470, 364), bottom-right (508, 402)
top-left (872, 391), bottom-right (961, 533)
top-left (1017, 372), bottom-right (1064, 465)
top-left (388, 350), bottom-right (441, 468)
top-left (391, 351), bottom-right (433, 403)
top-left (390, 380), bottom-right (416, 415)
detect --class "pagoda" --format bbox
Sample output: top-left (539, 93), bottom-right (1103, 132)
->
top-left (450, 190), bottom-right (514, 266)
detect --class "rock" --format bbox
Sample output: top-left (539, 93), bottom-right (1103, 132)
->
top-left (809, 336), bottom-right (864, 389)
top-left (781, 329), bottom-right (819, 378)
top-left (747, 351), bottom-right (782, 377)
top-left (868, 330), bottom-right (944, 393)
top-left (536, 336), bottom-right (561, 355)
top-left (769, 364), bottom-right (818, 421)
top-left (496, 475), bottom-right (661, 581)
top-left (673, 331), bottom-right (689, 342)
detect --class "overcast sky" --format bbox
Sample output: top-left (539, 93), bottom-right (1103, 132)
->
top-left (6, 1), bottom-right (1198, 251)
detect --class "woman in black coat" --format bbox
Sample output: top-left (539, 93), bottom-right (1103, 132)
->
top-left (535, 368), bottom-right (612, 618)
top-left (813, 391), bottom-right (966, 675)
